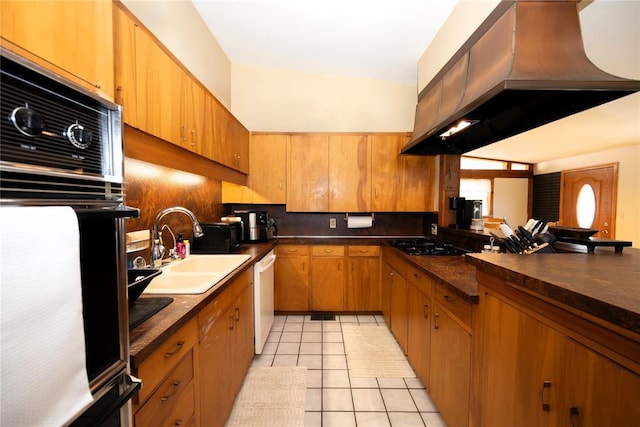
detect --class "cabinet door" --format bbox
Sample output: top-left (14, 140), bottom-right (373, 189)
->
top-left (180, 78), bottom-right (206, 155)
top-left (346, 256), bottom-right (380, 311)
top-left (403, 154), bottom-right (438, 212)
top-left (199, 305), bottom-right (235, 427)
top-left (431, 301), bottom-right (471, 427)
top-left (214, 103), bottom-right (249, 173)
top-left (407, 283), bottom-right (431, 388)
top-left (233, 281), bottom-right (255, 391)
top-left (251, 134), bottom-right (287, 204)
top-left (381, 263), bottom-right (393, 326)
top-left (135, 28), bottom-right (183, 145)
top-left (275, 252), bottom-right (309, 311)
top-left (287, 135), bottom-right (329, 212)
top-left (390, 270), bottom-right (408, 352)
top-left (113, 6), bottom-right (138, 126)
top-left (329, 134), bottom-right (371, 212)
top-left (371, 134), bottom-right (404, 211)
top-left (310, 256), bottom-right (345, 311)
top-left (1, 0), bottom-right (114, 100)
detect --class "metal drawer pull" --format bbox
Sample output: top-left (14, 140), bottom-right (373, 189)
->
top-left (324, 249), bottom-right (333, 253)
top-left (164, 340), bottom-right (185, 357)
top-left (174, 421), bottom-right (183, 427)
top-left (541, 381), bottom-right (552, 411)
top-left (444, 295), bottom-right (456, 304)
top-left (229, 313), bottom-right (235, 330)
top-left (434, 313), bottom-right (440, 329)
top-left (161, 380), bottom-right (181, 401)
top-left (359, 249), bottom-right (369, 253)
top-left (569, 406), bottom-right (579, 427)
top-left (423, 304), bottom-right (429, 319)
top-left (235, 307), bottom-right (240, 321)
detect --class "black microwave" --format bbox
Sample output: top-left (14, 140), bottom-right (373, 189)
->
top-left (191, 222), bottom-right (242, 254)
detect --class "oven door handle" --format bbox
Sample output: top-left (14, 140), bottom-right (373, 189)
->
top-left (73, 206), bottom-right (140, 220)
top-left (92, 374), bottom-right (141, 427)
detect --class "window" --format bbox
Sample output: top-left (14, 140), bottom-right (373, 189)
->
top-left (460, 178), bottom-right (492, 216)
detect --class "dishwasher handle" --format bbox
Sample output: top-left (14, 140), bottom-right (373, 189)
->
top-left (257, 252), bottom-right (276, 273)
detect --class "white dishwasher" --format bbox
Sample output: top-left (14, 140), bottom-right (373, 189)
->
top-left (254, 249), bottom-right (276, 354)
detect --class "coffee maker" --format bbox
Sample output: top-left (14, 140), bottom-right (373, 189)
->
top-left (234, 210), bottom-right (269, 242)
top-left (449, 197), bottom-right (483, 230)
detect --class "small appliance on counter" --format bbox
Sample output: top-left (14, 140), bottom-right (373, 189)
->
top-left (191, 222), bottom-right (242, 254)
top-left (449, 197), bottom-right (483, 229)
top-left (234, 210), bottom-right (269, 242)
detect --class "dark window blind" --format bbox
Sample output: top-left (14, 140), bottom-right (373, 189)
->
top-left (532, 172), bottom-right (560, 221)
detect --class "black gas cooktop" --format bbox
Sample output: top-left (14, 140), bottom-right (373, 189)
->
top-left (390, 239), bottom-right (468, 256)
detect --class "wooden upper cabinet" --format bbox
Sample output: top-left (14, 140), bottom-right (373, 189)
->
top-left (329, 135), bottom-right (371, 212)
top-left (371, 134), bottom-right (438, 212)
top-left (180, 77), bottom-right (207, 155)
top-left (135, 27), bottom-right (183, 145)
top-left (213, 101), bottom-right (250, 173)
top-left (287, 134), bottom-right (330, 212)
top-left (113, 6), bottom-right (137, 126)
top-left (1, 0), bottom-right (115, 100)
top-left (251, 134), bottom-right (287, 204)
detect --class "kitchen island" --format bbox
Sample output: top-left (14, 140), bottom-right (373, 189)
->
top-left (466, 248), bottom-right (640, 427)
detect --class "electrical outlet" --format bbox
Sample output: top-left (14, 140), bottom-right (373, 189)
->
top-left (431, 223), bottom-right (438, 235)
top-left (330, 218), bottom-right (337, 229)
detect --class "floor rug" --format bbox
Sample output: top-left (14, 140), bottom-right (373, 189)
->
top-left (225, 366), bottom-right (307, 427)
top-left (342, 324), bottom-right (416, 378)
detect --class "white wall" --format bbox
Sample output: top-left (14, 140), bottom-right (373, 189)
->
top-left (231, 63), bottom-right (416, 132)
top-left (121, 0), bottom-right (232, 108)
top-left (493, 178), bottom-right (530, 228)
top-left (536, 145), bottom-right (640, 248)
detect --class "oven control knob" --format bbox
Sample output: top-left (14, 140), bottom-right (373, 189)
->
top-left (66, 123), bottom-right (92, 149)
top-left (10, 105), bottom-right (44, 136)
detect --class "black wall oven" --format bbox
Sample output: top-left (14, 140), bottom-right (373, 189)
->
top-left (1, 48), bottom-right (140, 426)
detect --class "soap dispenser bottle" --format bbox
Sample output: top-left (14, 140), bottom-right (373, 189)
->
top-left (176, 233), bottom-right (186, 259)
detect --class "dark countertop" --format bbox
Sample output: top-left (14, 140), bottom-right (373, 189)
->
top-left (384, 246), bottom-right (479, 303)
top-left (128, 241), bottom-right (276, 368)
top-left (466, 248), bottom-right (640, 334)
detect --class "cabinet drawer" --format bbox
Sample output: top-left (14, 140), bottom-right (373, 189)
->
top-left (312, 245), bottom-right (345, 256)
top-left (276, 245), bottom-right (310, 255)
top-left (348, 245), bottom-right (380, 257)
top-left (136, 318), bottom-right (197, 404)
top-left (435, 283), bottom-right (471, 329)
top-left (406, 265), bottom-right (434, 297)
top-left (135, 349), bottom-right (194, 426)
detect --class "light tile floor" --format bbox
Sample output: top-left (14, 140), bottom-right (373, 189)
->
top-left (249, 314), bottom-right (448, 427)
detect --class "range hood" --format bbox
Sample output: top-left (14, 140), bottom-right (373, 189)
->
top-left (402, 0), bottom-right (640, 156)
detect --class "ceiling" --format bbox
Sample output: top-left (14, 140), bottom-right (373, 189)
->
top-left (192, 0), bottom-right (639, 164)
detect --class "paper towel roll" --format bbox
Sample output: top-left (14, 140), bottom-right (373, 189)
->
top-left (347, 215), bottom-right (373, 229)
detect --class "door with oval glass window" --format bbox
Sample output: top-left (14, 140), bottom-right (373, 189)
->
top-left (560, 163), bottom-right (618, 238)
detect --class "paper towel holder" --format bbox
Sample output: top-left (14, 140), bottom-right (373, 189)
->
top-left (343, 212), bottom-right (375, 222)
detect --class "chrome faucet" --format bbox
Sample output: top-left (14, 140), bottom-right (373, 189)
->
top-left (150, 207), bottom-right (204, 267)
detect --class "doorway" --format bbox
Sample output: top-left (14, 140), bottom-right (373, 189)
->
top-left (560, 163), bottom-right (618, 238)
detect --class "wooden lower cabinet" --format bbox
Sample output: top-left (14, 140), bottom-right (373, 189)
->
top-left (310, 245), bottom-right (345, 311)
top-left (381, 262), bottom-right (393, 325)
top-left (389, 267), bottom-right (408, 353)
top-left (198, 269), bottom-right (254, 427)
top-left (133, 318), bottom-right (198, 427)
top-left (406, 267), bottom-right (433, 388)
top-left (474, 279), bottom-right (640, 427)
top-left (275, 245), bottom-right (310, 311)
top-left (345, 246), bottom-right (380, 311)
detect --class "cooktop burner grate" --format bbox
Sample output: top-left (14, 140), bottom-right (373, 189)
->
top-left (390, 239), bottom-right (467, 256)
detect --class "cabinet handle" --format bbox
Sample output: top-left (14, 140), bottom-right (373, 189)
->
top-left (423, 303), bottom-right (429, 319)
top-left (116, 86), bottom-right (124, 105)
top-left (160, 380), bottom-right (181, 401)
top-left (569, 406), bottom-right (579, 427)
top-left (229, 313), bottom-right (235, 330)
top-left (164, 340), bottom-right (185, 358)
top-left (444, 294), bottom-right (456, 304)
top-left (390, 272), bottom-right (394, 277)
top-left (235, 307), bottom-right (240, 321)
top-left (287, 248), bottom-right (298, 253)
top-left (191, 129), bottom-right (196, 146)
top-left (324, 249), bottom-right (333, 253)
top-left (174, 421), bottom-right (184, 427)
top-left (434, 313), bottom-right (440, 329)
top-left (302, 261), bottom-right (306, 271)
top-left (180, 124), bottom-right (187, 142)
top-left (359, 249), bottom-right (369, 254)
top-left (337, 262), bottom-right (341, 271)
top-left (541, 381), bottom-right (552, 411)
top-left (413, 273), bottom-right (421, 279)
top-left (279, 181), bottom-right (283, 190)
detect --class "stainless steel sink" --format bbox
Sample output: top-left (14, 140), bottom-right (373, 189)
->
top-left (142, 254), bottom-right (251, 294)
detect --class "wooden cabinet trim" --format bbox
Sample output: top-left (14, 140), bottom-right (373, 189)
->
top-left (348, 245), bottom-right (381, 257)
top-left (311, 245), bottom-right (346, 256)
top-left (435, 283), bottom-right (472, 331)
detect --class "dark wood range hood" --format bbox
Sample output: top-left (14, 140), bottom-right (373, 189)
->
top-left (402, 0), bottom-right (640, 156)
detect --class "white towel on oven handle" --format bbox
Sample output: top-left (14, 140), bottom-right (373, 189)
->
top-left (1, 206), bottom-right (93, 426)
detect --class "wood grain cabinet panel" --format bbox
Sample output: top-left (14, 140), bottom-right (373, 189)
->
top-left (345, 246), bottom-right (380, 311)
top-left (406, 268), bottom-right (433, 389)
top-left (113, 6), bottom-right (138, 126)
top-left (329, 134), bottom-right (371, 212)
top-left (275, 245), bottom-right (310, 311)
top-left (250, 134), bottom-right (288, 204)
top-left (475, 285), bottom-right (640, 427)
top-left (1, 0), bottom-right (115, 100)
top-left (287, 135), bottom-right (330, 212)
top-left (310, 246), bottom-right (346, 311)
